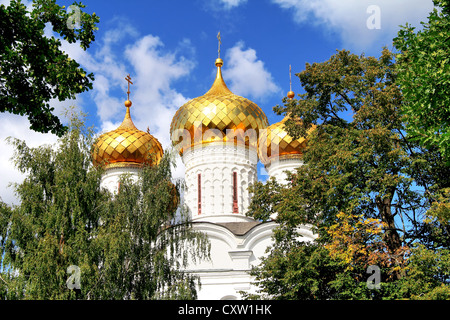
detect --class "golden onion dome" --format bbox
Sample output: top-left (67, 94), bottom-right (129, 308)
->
top-left (259, 69), bottom-right (315, 165)
top-left (258, 115), bottom-right (309, 165)
top-left (92, 99), bottom-right (163, 169)
top-left (170, 58), bottom-right (269, 154)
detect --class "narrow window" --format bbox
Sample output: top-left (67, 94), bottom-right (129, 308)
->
top-left (233, 172), bottom-right (238, 213)
top-left (198, 173), bottom-right (202, 215)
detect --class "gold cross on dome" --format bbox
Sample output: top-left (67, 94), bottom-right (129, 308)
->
top-left (125, 74), bottom-right (133, 100)
top-left (217, 31), bottom-right (222, 58)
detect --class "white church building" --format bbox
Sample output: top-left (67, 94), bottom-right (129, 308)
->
top-left (92, 54), bottom-right (316, 300)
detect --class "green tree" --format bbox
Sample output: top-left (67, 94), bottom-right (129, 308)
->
top-left (277, 48), bottom-right (415, 253)
top-left (393, 0), bottom-right (450, 254)
top-left (393, 0), bottom-right (450, 163)
top-left (0, 111), bottom-right (209, 299)
top-left (397, 243), bottom-right (450, 300)
top-left (246, 48), bottom-right (450, 299)
top-left (0, 0), bottom-right (99, 136)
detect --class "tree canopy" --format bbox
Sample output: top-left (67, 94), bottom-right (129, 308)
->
top-left (394, 0), bottom-right (450, 163)
top-left (245, 47), bottom-right (450, 300)
top-left (0, 112), bottom-right (209, 299)
top-left (0, 0), bottom-right (99, 136)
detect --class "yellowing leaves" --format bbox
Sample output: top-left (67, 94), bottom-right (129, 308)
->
top-left (325, 211), bottom-right (409, 278)
top-left (426, 187), bottom-right (450, 225)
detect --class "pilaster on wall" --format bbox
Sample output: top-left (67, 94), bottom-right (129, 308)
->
top-left (183, 142), bottom-right (258, 223)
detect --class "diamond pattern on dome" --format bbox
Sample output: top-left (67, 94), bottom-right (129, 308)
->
top-left (258, 115), bottom-right (313, 165)
top-left (92, 108), bottom-right (163, 169)
top-left (170, 63), bottom-right (268, 155)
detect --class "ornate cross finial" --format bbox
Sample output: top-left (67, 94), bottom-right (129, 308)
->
top-left (125, 74), bottom-right (133, 100)
top-left (217, 31), bottom-right (222, 59)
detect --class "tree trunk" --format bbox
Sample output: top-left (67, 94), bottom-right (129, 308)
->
top-left (376, 195), bottom-right (403, 280)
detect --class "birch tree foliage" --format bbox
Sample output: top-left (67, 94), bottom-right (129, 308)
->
top-left (0, 111), bottom-right (209, 299)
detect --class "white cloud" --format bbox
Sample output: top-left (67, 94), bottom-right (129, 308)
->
top-left (65, 25), bottom-right (196, 147)
top-left (202, 0), bottom-right (248, 12)
top-left (0, 96), bottom-right (83, 206)
top-left (0, 114), bottom-right (59, 205)
top-left (272, 0), bottom-right (434, 51)
top-left (55, 18), bottom-right (147, 124)
top-left (219, 0), bottom-right (248, 9)
top-left (0, 0), bottom-right (32, 9)
top-left (122, 34), bottom-right (195, 148)
top-left (223, 42), bottom-right (281, 100)
top-left (1, 20), bottom-right (194, 204)
top-left (72, 29), bottom-right (196, 181)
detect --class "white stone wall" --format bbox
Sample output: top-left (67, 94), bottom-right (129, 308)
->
top-left (187, 222), bottom-right (316, 300)
top-left (182, 142), bottom-right (258, 223)
top-left (100, 166), bottom-right (141, 194)
top-left (265, 158), bottom-right (303, 220)
top-left (265, 158), bottom-right (304, 185)
top-left (98, 145), bottom-right (317, 301)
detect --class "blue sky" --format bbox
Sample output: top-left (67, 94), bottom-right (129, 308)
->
top-left (0, 0), bottom-right (435, 205)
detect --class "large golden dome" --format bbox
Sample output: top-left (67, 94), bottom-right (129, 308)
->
top-left (258, 114), bottom-right (315, 165)
top-left (170, 58), bottom-right (268, 154)
top-left (92, 100), bottom-right (163, 169)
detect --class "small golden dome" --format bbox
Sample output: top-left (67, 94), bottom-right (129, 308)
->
top-left (258, 114), bottom-right (315, 165)
top-left (170, 58), bottom-right (268, 154)
top-left (92, 100), bottom-right (163, 169)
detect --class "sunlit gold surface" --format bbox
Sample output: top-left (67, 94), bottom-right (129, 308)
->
top-left (93, 103), bottom-right (163, 169)
top-left (170, 59), bottom-right (268, 154)
top-left (258, 115), bottom-right (315, 165)
top-left (287, 65), bottom-right (295, 99)
top-left (287, 90), bottom-right (295, 99)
